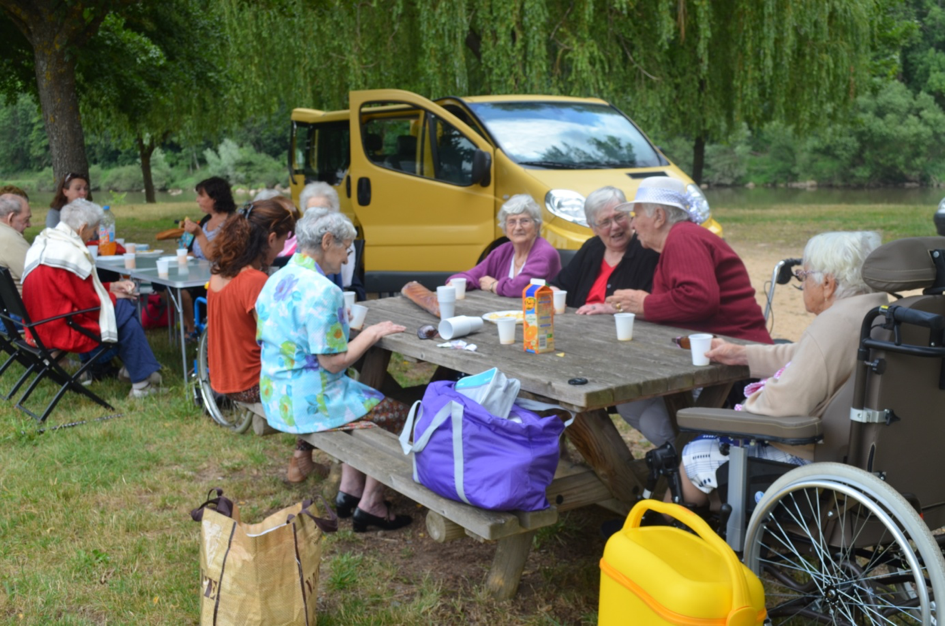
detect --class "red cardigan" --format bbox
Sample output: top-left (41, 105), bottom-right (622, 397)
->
top-left (644, 222), bottom-right (772, 344)
top-left (22, 265), bottom-right (116, 352)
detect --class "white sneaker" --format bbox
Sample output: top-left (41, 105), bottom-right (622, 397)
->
top-left (128, 382), bottom-right (164, 398)
top-left (118, 366), bottom-right (130, 382)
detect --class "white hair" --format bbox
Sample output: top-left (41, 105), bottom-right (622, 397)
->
top-left (639, 202), bottom-right (689, 225)
top-left (803, 231), bottom-right (881, 299)
top-left (0, 194), bottom-right (25, 220)
top-left (497, 194), bottom-right (542, 235)
top-left (583, 186), bottom-right (626, 226)
top-left (253, 189), bottom-right (283, 201)
top-left (298, 182), bottom-right (340, 213)
top-left (60, 199), bottom-right (104, 232)
top-left (296, 209), bottom-right (356, 252)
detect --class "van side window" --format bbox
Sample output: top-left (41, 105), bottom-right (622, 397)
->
top-left (361, 113), bottom-right (421, 175)
top-left (427, 115), bottom-right (477, 186)
top-left (294, 121), bottom-right (350, 186)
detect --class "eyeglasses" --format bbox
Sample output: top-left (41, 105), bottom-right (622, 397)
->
top-left (595, 212), bottom-right (630, 230)
top-left (506, 218), bottom-right (534, 228)
top-left (793, 268), bottom-right (820, 282)
top-left (672, 335), bottom-right (717, 349)
top-left (417, 324), bottom-right (439, 340)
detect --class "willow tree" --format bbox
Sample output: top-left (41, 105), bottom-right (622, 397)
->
top-left (220, 0), bottom-right (876, 183)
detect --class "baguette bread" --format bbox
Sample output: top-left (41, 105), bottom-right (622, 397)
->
top-left (156, 227), bottom-right (186, 241)
top-left (400, 281), bottom-right (440, 318)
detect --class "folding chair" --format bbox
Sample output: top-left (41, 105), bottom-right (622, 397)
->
top-left (0, 267), bottom-right (115, 423)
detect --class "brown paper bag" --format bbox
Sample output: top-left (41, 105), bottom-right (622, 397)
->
top-left (191, 488), bottom-right (338, 626)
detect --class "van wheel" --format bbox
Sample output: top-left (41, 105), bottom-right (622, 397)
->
top-left (477, 237), bottom-right (509, 264)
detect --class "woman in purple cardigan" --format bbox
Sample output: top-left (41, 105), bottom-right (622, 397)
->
top-left (448, 194), bottom-right (561, 297)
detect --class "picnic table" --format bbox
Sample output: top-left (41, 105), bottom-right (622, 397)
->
top-left (301, 289), bottom-right (750, 598)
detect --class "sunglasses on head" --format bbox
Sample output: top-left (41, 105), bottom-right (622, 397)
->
top-left (672, 335), bottom-right (717, 350)
top-left (64, 172), bottom-right (86, 184)
top-left (239, 202), bottom-right (256, 219)
top-left (417, 324), bottom-right (439, 340)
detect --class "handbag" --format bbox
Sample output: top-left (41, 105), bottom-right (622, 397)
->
top-left (141, 293), bottom-right (169, 329)
top-left (398, 379), bottom-right (572, 512)
top-left (190, 488), bottom-right (338, 626)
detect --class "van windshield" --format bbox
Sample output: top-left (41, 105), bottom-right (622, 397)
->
top-left (466, 101), bottom-right (662, 169)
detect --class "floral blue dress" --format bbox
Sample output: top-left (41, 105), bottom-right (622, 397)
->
top-left (256, 253), bottom-right (383, 434)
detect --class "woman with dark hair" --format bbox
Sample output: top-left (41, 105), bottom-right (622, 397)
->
top-left (47, 172), bottom-right (92, 228)
top-left (206, 200), bottom-right (309, 473)
top-left (182, 176), bottom-right (236, 261)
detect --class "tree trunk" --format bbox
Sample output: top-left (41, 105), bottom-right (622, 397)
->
top-left (691, 134), bottom-right (706, 186)
top-left (31, 21), bottom-right (89, 183)
top-left (137, 135), bottom-right (156, 203)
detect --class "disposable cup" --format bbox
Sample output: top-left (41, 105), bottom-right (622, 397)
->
top-left (437, 285), bottom-right (456, 302)
top-left (86, 245), bottom-right (98, 259)
top-left (438, 315), bottom-right (483, 340)
top-left (125, 243), bottom-right (136, 254)
top-left (497, 317), bottom-right (516, 345)
top-left (349, 304), bottom-right (368, 330)
top-left (156, 258), bottom-right (170, 278)
top-left (615, 312), bottom-right (635, 341)
top-left (450, 278), bottom-right (467, 300)
top-left (689, 333), bottom-right (713, 366)
top-left (343, 291), bottom-right (356, 310)
top-left (439, 301), bottom-right (455, 319)
top-left (123, 252), bottom-right (136, 270)
top-left (176, 248), bottom-right (188, 266)
top-left (553, 290), bottom-right (567, 314)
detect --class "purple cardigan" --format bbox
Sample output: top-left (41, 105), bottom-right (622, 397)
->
top-left (448, 237), bottom-right (561, 298)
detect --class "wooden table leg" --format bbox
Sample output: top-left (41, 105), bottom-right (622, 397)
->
top-left (565, 409), bottom-right (645, 505)
top-left (485, 530), bottom-right (536, 600)
top-left (359, 346), bottom-right (392, 389)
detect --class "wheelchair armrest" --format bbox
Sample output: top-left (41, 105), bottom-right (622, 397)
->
top-left (676, 407), bottom-right (823, 445)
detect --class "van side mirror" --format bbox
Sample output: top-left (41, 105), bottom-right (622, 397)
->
top-left (472, 150), bottom-right (492, 187)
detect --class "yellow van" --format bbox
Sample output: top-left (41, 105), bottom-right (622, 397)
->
top-left (290, 89), bottom-right (720, 291)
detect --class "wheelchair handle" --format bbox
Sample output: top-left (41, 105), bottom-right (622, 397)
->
top-left (625, 500), bottom-right (757, 625)
top-left (883, 304), bottom-right (945, 331)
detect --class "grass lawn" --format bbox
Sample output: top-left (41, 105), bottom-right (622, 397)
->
top-left (0, 200), bottom-right (938, 624)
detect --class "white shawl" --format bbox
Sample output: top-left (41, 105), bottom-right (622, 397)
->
top-left (22, 223), bottom-right (118, 342)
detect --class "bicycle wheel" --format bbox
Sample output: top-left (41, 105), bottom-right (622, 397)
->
top-left (744, 462), bottom-right (945, 625)
top-left (196, 330), bottom-right (253, 434)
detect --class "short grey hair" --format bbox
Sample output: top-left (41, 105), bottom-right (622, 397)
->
top-left (803, 231), bottom-right (881, 299)
top-left (497, 194), bottom-right (542, 235)
top-left (638, 202), bottom-right (690, 225)
top-left (298, 182), bottom-right (340, 213)
top-left (60, 199), bottom-right (104, 232)
top-left (0, 194), bottom-right (25, 220)
top-left (584, 187), bottom-right (626, 226)
top-left (253, 189), bottom-right (283, 201)
top-left (296, 209), bottom-right (356, 253)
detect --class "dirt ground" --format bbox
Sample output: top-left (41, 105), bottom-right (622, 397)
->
top-left (737, 240), bottom-right (811, 342)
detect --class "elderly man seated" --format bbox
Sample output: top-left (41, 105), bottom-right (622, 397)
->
top-left (0, 192), bottom-right (32, 294)
top-left (22, 199), bottom-right (163, 397)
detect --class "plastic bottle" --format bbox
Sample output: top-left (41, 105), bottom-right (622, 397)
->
top-left (99, 205), bottom-right (117, 255)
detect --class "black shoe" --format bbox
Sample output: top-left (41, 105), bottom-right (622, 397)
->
top-left (335, 492), bottom-right (360, 518)
top-left (352, 505), bottom-right (412, 533)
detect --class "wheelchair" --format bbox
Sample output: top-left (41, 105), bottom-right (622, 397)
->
top-left (651, 236), bottom-right (945, 624)
top-left (191, 296), bottom-right (255, 433)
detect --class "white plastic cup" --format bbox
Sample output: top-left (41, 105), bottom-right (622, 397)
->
top-left (437, 286), bottom-right (456, 320)
top-left (156, 258), bottom-right (170, 278)
top-left (86, 245), bottom-right (98, 259)
top-left (689, 333), bottom-right (713, 366)
top-left (349, 303), bottom-right (368, 330)
top-left (343, 291), bottom-right (356, 309)
top-left (450, 278), bottom-right (467, 300)
top-left (554, 290), bottom-right (567, 314)
top-left (615, 313), bottom-right (635, 341)
top-left (123, 252), bottom-right (136, 270)
top-left (125, 243), bottom-right (136, 254)
top-left (438, 315), bottom-right (483, 340)
top-left (439, 301), bottom-right (455, 319)
top-left (497, 317), bottom-right (516, 345)
top-left (176, 248), bottom-right (188, 266)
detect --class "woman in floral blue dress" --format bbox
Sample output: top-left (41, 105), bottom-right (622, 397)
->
top-left (256, 210), bottom-right (412, 532)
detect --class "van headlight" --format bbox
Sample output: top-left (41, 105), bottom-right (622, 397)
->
top-left (685, 184), bottom-right (711, 225)
top-left (545, 190), bottom-right (588, 227)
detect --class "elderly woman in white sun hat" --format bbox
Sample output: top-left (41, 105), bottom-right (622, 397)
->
top-left (605, 176), bottom-right (772, 448)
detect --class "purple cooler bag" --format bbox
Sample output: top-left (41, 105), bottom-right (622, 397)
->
top-left (398, 380), bottom-right (566, 512)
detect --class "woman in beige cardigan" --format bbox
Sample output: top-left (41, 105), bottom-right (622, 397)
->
top-left (676, 231), bottom-right (888, 506)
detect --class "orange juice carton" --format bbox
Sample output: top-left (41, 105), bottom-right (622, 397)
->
top-left (522, 279), bottom-right (554, 354)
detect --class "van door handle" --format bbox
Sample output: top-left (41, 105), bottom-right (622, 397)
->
top-left (357, 178), bottom-right (371, 206)
top-left (345, 175), bottom-right (351, 198)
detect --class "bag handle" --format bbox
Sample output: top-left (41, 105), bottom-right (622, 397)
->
top-left (190, 487), bottom-right (234, 521)
top-left (400, 400), bottom-right (459, 455)
top-left (294, 495), bottom-right (339, 533)
top-left (398, 400), bottom-right (423, 454)
top-left (514, 397), bottom-right (576, 426)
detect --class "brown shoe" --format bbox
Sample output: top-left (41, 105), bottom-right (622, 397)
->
top-left (286, 450), bottom-right (329, 483)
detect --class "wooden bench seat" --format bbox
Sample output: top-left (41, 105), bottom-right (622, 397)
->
top-left (298, 425), bottom-right (615, 599)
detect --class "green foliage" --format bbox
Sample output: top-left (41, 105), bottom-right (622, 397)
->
top-left (0, 94), bottom-right (48, 171)
top-left (202, 139), bottom-right (285, 188)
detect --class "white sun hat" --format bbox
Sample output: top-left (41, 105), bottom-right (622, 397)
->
top-left (615, 176), bottom-right (709, 225)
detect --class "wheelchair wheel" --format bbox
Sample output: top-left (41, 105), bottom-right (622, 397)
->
top-left (196, 330), bottom-right (253, 434)
top-left (744, 462), bottom-right (945, 624)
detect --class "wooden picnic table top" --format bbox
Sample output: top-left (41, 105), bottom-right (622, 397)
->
top-left (362, 290), bottom-right (750, 411)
